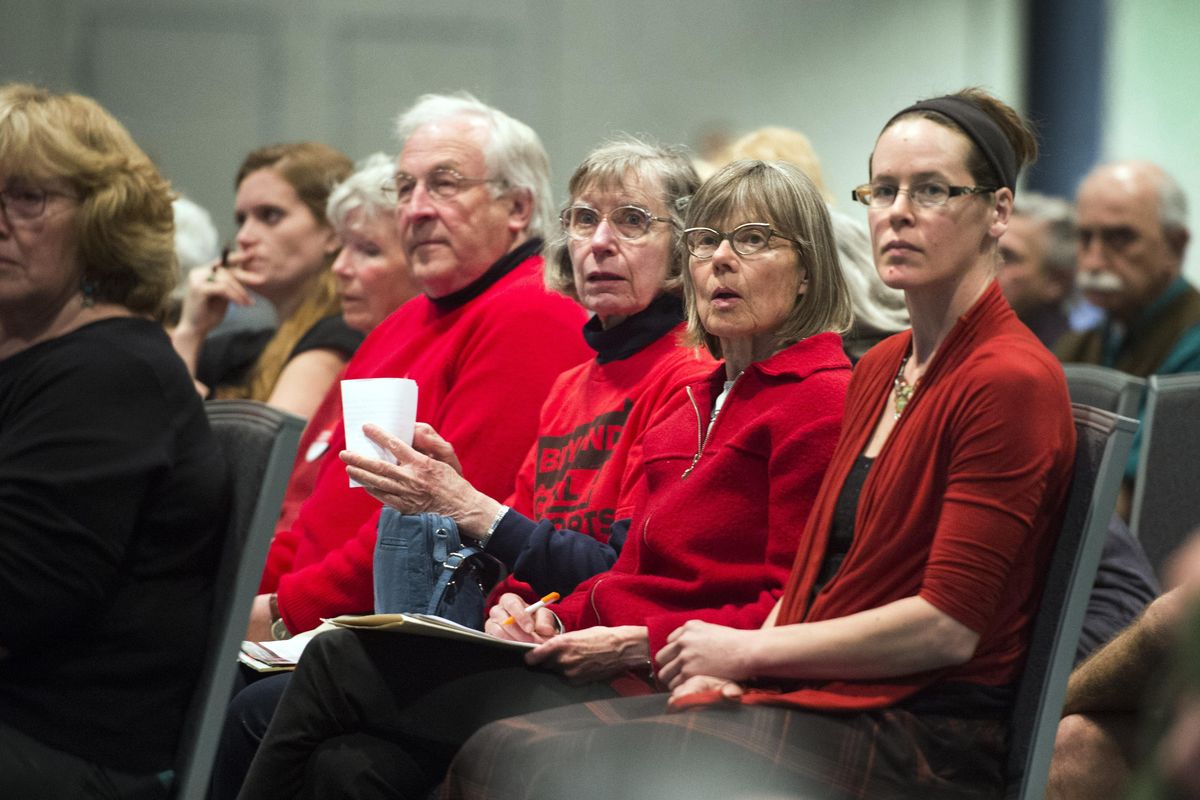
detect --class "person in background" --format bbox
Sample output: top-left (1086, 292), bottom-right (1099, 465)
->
top-left (171, 142), bottom-right (359, 418)
top-left (443, 88), bottom-right (1075, 800)
top-left (273, 152), bottom-right (421, 534)
top-left (829, 207), bottom-right (910, 360)
top-left (1050, 530), bottom-right (1200, 799)
top-left (249, 91), bottom-right (589, 644)
top-left (0, 83), bottom-right (228, 799)
top-left (164, 195), bottom-right (221, 327)
top-left (234, 157), bottom-right (852, 800)
top-left (1055, 160), bottom-right (1200, 516)
top-left (997, 191), bottom-right (1078, 348)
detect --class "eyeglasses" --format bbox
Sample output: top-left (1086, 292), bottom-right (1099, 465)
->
top-left (851, 181), bottom-right (997, 209)
top-left (683, 223), bottom-right (802, 259)
top-left (0, 184), bottom-right (78, 222)
top-left (560, 204), bottom-right (675, 241)
top-left (1078, 225), bottom-right (1138, 253)
top-left (381, 168), bottom-right (505, 204)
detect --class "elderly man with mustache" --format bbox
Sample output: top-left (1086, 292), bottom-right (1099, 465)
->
top-left (1056, 160), bottom-right (1200, 513)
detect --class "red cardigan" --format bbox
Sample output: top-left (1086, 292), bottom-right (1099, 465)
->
top-left (261, 252), bottom-right (589, 632)
top-left (552, 333), bottom-right (850, 664)
top-left (739, 283), bottom-right (1076, 711)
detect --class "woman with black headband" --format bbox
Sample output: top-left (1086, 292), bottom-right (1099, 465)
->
top-left (441, 88), bottom-right (1077, 799)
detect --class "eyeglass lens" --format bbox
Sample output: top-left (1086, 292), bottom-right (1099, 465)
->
top-left (561, 206), bottom-right (654, 240)
top-left (686, 225), bottom-right (774, 258)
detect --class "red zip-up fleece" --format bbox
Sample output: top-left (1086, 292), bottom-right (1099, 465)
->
top-left (552, 332), bottom-right (851, 666)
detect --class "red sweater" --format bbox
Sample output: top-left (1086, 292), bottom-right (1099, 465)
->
top-left (261, 250), bottom-right (590, 631)
top-left (741, 283), bottom-right (1075, 711)
top-left (507, 323), bottom-right (715, 535)
top-left (275, 366), bottom-right (347, 535)
top-left (552, 333), bottom-right (850, 664)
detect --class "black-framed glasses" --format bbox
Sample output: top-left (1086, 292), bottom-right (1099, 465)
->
top-left (381, 168), bottom-right (505, 204)
top-left (683, 223), bottom-right (802, 259)
top-left (0, 184), bottom-right (77, 222)
top-left (851, 181), bottom-right (997, 209)
top-left (560, 204), bottom-right (675, 241)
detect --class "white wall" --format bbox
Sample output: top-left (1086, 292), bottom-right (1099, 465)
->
top-left (0, 0), bottom-right (1024, 243)
top-left (1105, 0), bottom-right (1200, 281)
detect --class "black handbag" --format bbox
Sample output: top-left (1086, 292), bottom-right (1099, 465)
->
top-left (373, 509), bottom-right (507, 630)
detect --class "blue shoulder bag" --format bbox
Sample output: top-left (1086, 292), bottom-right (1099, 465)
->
top-left (373, 509), bottom-right (507, 630)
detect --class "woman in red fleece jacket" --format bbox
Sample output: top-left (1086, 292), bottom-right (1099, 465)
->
top-left (234, 158), bottom-right (853, 800)
top-left (443, 90), bottom-right (1077, 800)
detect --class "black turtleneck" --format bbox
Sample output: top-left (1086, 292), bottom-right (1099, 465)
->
top-left (428, 238), bottom-right (544, 312)
top-left (582, 293), bottom-right (685, 364)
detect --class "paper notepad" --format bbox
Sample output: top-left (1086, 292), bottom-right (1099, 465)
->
top-left (341, 378), bottom-right (418, 487)
top-left (325, 613), bottom-right (537, 651)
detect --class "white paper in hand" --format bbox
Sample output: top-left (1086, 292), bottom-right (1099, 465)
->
top-left (341, 378), bottom-right (418, 487)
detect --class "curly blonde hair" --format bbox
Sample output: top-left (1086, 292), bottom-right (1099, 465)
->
top-left (0, 83), bottom-right (176, 319)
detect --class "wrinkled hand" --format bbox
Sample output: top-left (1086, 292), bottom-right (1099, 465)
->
top-left (484, 593), bottom-right (560, 643)
top-left (656, 620), bottom-right (755, 690)
top-left (176, 255), bottom-right (262, 338)
top-left (524, 625), bottom-right (650, 684)
top-left (411, 423), bottom-right (464, 474)
top-left (340, 424), bottom-right (498, 537)
top-left (667, 674), bottom-right (745, 707)
top-left (245, 593), bottom-right (275, 642)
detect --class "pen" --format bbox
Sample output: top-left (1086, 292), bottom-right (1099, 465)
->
top-left (501, 591), bottom-right (560, 625)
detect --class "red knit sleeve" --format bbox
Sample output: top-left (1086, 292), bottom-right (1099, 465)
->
top-left (642, 368), bottom-right (848, 660)
top-left (918, 350), bottom-right (1075, 634)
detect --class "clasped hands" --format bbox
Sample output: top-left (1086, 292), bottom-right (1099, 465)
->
top-left (485, 593), bottom-right (755, 704)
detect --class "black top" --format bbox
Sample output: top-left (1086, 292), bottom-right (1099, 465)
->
top-left (582, 293), bottom-right (684, 364)
top-left (813, 454), bottom-right (872, 596)
top-left (428, 238), bottom-right (544, 312)
top-left (0, 318), bottom-right (230, 772)
top-left (196, 313), bottom-right (363, 397)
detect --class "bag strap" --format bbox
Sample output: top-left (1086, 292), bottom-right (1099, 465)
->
top-left (424, 545), bottom-right (508, 616)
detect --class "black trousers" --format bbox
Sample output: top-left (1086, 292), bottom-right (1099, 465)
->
top-left (236, 628), bottom-right (622, 800)
top-left (210, 669), bottom-right (291, 800)
top-left (0, 719), bottom-right (169, 800)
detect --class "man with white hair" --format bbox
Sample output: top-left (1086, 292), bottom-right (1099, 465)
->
top-left (1057, 160), bottom-right (1199, 375)
top-left (210, 93), bottom-right (590, 800)
top-left (250, 92), bottom-right (588, 642)
top-left (1056, 160), bottom-right (1200, 497)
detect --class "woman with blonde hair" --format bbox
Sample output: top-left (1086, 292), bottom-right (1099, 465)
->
top-left (0, 83), bottom-right (228, 799)
top-left (172, 141), bottom-right (357, 418)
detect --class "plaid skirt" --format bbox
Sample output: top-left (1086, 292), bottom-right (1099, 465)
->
top-left (443, 694), bottom-right (1007, 800)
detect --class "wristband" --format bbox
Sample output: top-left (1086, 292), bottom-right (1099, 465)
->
top-left (478, 504), bottom-right (508, 551)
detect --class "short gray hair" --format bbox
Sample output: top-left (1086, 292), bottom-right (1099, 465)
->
top-left (1014, 191), bottom-right (1077, 283)
top-left (326, 152), bottom-right (395, 231)
top-left (543, 135), bottom-right (700, 301)
top-left (172, 195), bottom-right (220, 273)
top-left (829, 208), bottom-right (908, 336)
top-left (394, 92), bottom-right (553, 240)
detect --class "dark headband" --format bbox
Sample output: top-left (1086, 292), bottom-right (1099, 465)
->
top-left (887, 96), bottom-right (1018, 191)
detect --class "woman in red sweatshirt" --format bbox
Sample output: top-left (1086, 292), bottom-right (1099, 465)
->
top-left (234, 158), bottom-right (853, 800)
top-left (443, 90), bottom-right (1077, 800)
